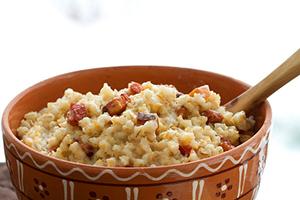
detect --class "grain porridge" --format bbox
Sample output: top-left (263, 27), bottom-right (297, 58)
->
top-left (17, 82), bottom-right (255, 167)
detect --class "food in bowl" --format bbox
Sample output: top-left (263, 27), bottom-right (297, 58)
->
top-left (3, 66), bottom-right (272, 200)
top-left (17, 81), bottom-right (255, 167)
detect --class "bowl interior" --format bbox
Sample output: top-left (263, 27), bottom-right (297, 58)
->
top-left (6, 66), bottom-right (266, 144)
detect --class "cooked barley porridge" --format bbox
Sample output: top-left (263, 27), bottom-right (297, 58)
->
top-left (17, 82), bottom-right (255, 167)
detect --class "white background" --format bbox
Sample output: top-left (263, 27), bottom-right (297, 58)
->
top-left (0, 0), bottom-right (300, 199)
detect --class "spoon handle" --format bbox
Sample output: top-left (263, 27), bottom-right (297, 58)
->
top-left (225, 49), bottom-right (300, 113)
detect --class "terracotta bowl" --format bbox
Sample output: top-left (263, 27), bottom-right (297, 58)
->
top-left (2, 66), bottom-right (272, 200)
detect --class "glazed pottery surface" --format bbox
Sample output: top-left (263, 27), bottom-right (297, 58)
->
top-left (2, 66), bottom-right (272, 200)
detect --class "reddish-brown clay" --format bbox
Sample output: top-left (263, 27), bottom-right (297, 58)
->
top-left (2, 66), bottom-right (272, 200)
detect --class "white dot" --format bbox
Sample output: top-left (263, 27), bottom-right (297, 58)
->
top-left (38, 185), bottom-right (44, 191)
top-left (221, 184), bottom-right (227, 191)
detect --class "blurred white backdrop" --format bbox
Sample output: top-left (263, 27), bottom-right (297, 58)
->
top-left (0, 0), bottom-right (299, 199)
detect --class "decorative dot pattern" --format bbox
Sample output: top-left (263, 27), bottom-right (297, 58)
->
top-left (33, 178), bottom-right (49, 199)
top-left (88, 191), bottom-right (110, 200)
top-left (156, 191), bottom-right (177, 200)
top-left (215, 178), bottom-right (233, 199)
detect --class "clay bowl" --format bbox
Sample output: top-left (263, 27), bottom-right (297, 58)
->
top-left (2, 66), bottom-right (272, 200)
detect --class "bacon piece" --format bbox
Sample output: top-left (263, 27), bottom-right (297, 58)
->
top-left (136, 112), bottom-right (156, 125)
top-left (179, 145), bottom-right (192, 156)
top-left (202, 110), bottom-right (223, 124)
top-left (128, 82), bottom-right (143, 95)
top-left (66, 103), bottom-right (88, 126)
top-left (189, 85), bottom-right (210, 98)
top-left (176, 106), bottom-right (189, 119)
top-left (103, 94), bottom-right (129, 116)
top-left (220, 137), bottom-right (235, 151)
top-left (81, 143), bottom-right (95, 157)
top-left (74, 137), bottom-right (95, 157)
top-left (49, 144), bottom-right (59, 152)
top-left (120, 93), bottom-right (130, 102)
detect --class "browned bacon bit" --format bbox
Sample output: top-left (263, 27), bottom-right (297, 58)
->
top-left (136, 112), bottom-right (156, 125)
top-left (74, 137), bottom-right (95, 157)
top-left (128, 82), bottom-right (143, 95)
top-left (81, 143), bottom-right (95, 157)
top-left (188, 85), bottom-right (210, 98)
top-left (120, 93), bottom-right (130, 102)
top-left (103, 96), bottom-right (128, 116)
top-left (67, 103), bottom-right (88, 126)
top-left (220, 137), bottom-right (235, 152)
top-left (202, 110), bottom-right (223, 124)
top-left (179, 145), bottom-right (192, 156)
top-left (49, 144), bottom-right (59, 152)
top-left (176, 106), bottom-right (189, 119)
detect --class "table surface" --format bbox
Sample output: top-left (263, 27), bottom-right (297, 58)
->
top-left (1, 1), bottom-right (300, 199)
top-left (0, 164), bottom-right (17, 200)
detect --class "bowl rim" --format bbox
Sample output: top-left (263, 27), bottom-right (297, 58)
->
top-left (1, 65), bottom-right (272, 171)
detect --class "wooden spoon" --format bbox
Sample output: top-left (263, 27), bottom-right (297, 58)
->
top-left (225, 49), bottom-right (300, 113)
